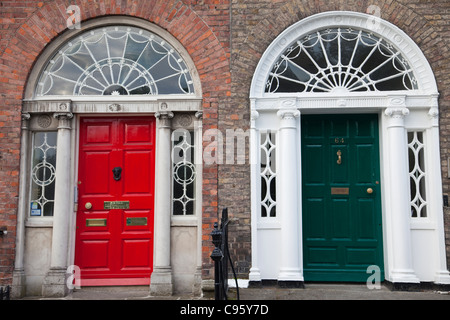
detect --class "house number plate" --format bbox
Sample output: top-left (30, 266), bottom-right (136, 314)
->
top-left (104, 201), bottom-right (130, 209)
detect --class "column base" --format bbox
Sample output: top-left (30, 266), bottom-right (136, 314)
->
top-left (435, 270), bottom-right (450, 284)
top-left (278, 267), bottom-right (303, 282)
top-left (11, 269), bottom-right (26, 299)
top-left (192, 267), bottom-right (202, 296)
top-left (388, 269), bottom-right (420, 285)
top-left (249, 267), bottom-right (261, 282)
top-left (42, 267), bottom-right (69, 298)
top-left (150, 266), bottom-right (173, 296)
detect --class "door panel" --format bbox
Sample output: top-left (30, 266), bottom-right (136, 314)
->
top-left (75, 117), bottom-right (155, 285)
top-left (302, 114), bottom-right (384, 282)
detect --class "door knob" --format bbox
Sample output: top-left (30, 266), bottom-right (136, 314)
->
top-left (85, 202), bottom-right (92, 210)
top-left (367, 188), bottom-right (373, 194)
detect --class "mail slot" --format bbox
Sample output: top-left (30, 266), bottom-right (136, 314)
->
top-left (331, 187), bottom-right (349, 195)
top-left (86, 218), bottom-right (107, 227)
top-left (126, 217), bottom-right (148, 226)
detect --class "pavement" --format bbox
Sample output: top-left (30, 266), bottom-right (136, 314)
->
top-left (17, 283), bottom-right (450, 300)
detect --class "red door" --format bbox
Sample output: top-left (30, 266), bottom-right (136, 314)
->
top-left (75, 117), bottom-right (155, 286)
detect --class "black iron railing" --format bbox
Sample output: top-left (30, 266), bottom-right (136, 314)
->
top-left (0, 286), bottom-right (10, 300)
top-left (210, 208), bottom-right (239, 300)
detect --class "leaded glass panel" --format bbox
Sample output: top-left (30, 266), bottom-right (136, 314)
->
top-left (30, 132), bottom-right (57, 217)
top-left (172, 130), bottom-right (196, 215)
top-left (266, 28), bottom-right (418, 93)
top-left (36, 26), bottom-right (195, 96)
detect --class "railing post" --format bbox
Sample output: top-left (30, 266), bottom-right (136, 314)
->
top-left (210, 222), bottom-right (223, 300)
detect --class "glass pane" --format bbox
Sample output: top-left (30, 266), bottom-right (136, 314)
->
top-left (30, 132), bottom-right (57, 217)
top-left (36, 26), bottom-right (195, 96)
top-left (172, 130), bottom-right (196, 215)
top-left (266, 28), bottom-right (418, 93)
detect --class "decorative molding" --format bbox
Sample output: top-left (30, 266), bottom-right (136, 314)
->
top-left (384, 107), bottom-right (409, 119)
top-left (176, 114), bottom-right (193, 127)
top-left (108, 103), bottom-right (122, 112)
top-left (276, 109), bottom-right (300, 121)
top-left (53, 112), bottom-right (74, 130)
top-left (388, 96), bottom-right (407, 107)
top-left (250, 110), bottom-right (260, 121)
top-left (194, 111), bottom-right (203, 120)
top-left (251, 94), bottom-right (437, 112)
top-left (250, 11), bottom-right (438, 98)
top-left (37, 115), bottom-right (52, 128)
top-left (21, 113), bottom-right (31, 130)
top-left (23, 98), bottom-right (202, 114)
top-left (428, 107), bottom-right (439, 119)
top-left (155, 111), bottom-right (174, 128)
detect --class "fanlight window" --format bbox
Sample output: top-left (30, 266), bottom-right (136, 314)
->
top-left (266, 28), bottom-right (418, 93)
top-left (36, 26), bottom-right (195, 96)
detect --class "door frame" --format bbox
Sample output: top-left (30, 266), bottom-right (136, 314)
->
top-left (300, 113), bottom-right (384, 282)
top-left (74, 115), bottom-right (157, 286)
top-left (249, 11), bottom-right (450, 286)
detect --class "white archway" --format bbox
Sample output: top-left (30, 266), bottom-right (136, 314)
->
top-left (249, 11), bottom-right (450, 286)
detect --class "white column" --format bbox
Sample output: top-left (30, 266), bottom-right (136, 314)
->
top-left (43, 111), bottom-right (73, 297)
top-left (276, 108), bottom-right (303, 285)
top-left (384, 106), bottom-right (419, 284)
top-left (12, 113), bottom-right (31, 298)
top-left (428, 106), bottom-right (450, 284)
top-left (150, 111), bottom-right (174, 296)
top-left (193, 111), bottom-right (203, 295)
top-left (249, 109), bottom-right (261, 284)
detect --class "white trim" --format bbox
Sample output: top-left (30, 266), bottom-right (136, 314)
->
top-left (250, 11), bottom-right (438, 99)
top-left (249, 11), bottom-right (450, 284)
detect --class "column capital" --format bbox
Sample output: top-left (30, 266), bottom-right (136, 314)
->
top-left (384, 107), bottom-right (409, 119)
top-left (194, 111), bottom-right (203, 120)
top-left (277, 108), bottom-right (300, 120)
top-left (21, 113), bottom-right (31, 130)
top-left (53, 112), bottom-right (73, 129)
top-left (155, 111), bottom-right (174, 128)
top-left (277, 109), bottom-right (300, 129)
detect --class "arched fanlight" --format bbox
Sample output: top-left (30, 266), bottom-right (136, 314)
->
top-left (265, 28), bottom-right (418, 93)
top-left (36, 26), bottom-right (195, 96)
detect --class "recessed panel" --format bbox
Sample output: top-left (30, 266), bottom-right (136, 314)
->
top-left (80, 240), bottom-right (109, 268)
top-left (86, 125), bottom-right (112, 144)
top-left (122, 239), bottom-right (152, 269)
top-left (124, 123), bottom-right (152, 143)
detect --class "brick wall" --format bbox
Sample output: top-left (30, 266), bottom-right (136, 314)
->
top-left (0, 0), bottom-right (449, 285)
top-left (0, 0), bottom-right (231, 285)
top-left (229, 0), bottom-right (450, 275)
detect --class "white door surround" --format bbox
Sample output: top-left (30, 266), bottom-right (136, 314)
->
top-left (249, 11), bottom-right (450, 286)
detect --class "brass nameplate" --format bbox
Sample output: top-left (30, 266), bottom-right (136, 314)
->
top-left (86, 218), bottom-right (107, 227)
top-left (126, 217), bottom-right (147, 226)
top-left (104, 201), bottom-right (129, 209)
top-left (331, 187), bottom-right (349, 195)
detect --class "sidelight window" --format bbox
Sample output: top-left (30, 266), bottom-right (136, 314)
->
top-left (260, 131), bottom-right (277, 218)
top-left (29, 132), bottom-right (57, 217)
top-left (172, 130), bottom-right (196, 215)
top-left (408, 131), bottom-right (427, 218)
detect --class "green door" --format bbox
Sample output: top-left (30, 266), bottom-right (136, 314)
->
top-left (302, 114), bottom-right (384, 282)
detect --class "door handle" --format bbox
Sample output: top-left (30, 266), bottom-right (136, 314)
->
top-left (85, 202), bottom-right (92, 210)
top-left (367, 188), bottom-right (373, 194)
top-left (336, 150), bottom-right (342, 165)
